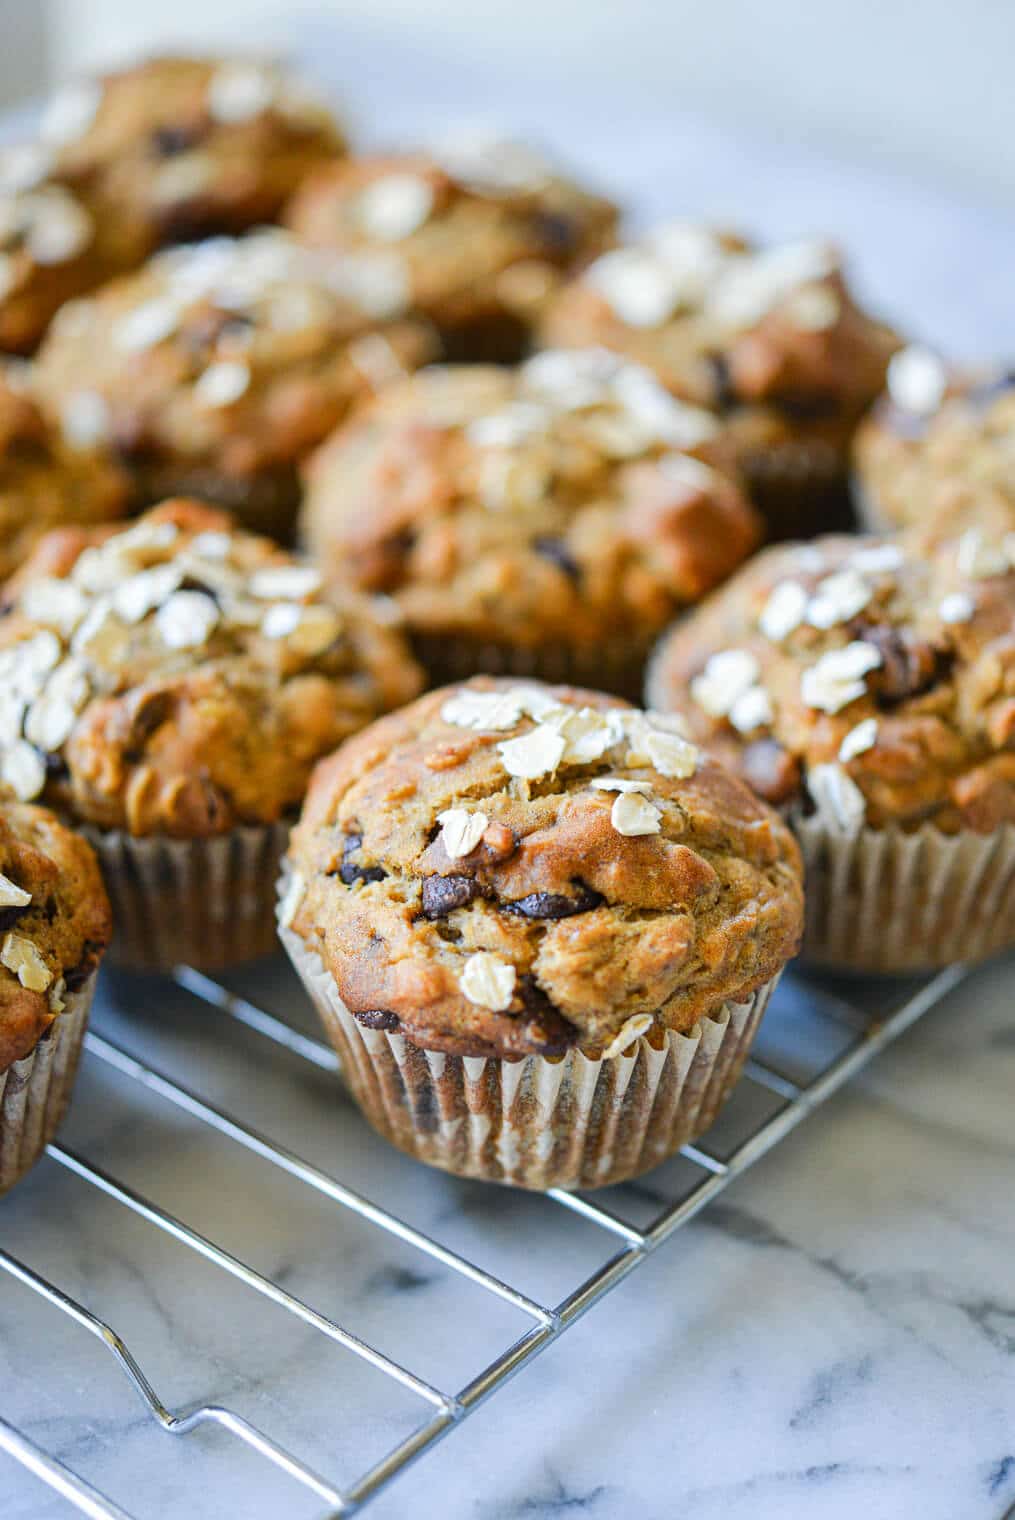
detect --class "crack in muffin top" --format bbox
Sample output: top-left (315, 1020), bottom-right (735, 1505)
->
top-left (285, 140), bottom-right (618, 331)
top-left (0, 789), bottom-right (111, 1067)
top-left (537, 222), bottom-right (899, 422)
top-left (284, 677), bottom-right (803, 1059)
top-left (0, 366), bottom-right (130, 581)
top-left (0, 499), bottom-right (422, 836)
top-left (300, 349), bottom-right (762, 649)
top-left (648, 530), bottom-right (1015, 833)
top-left (31, 229), bottom-right (436, 480)
top-left (855, 350), bottom-right (1015, 535)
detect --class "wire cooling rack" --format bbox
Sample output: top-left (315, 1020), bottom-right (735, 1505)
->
top-left (0, 953), bottom-right (968, 1518)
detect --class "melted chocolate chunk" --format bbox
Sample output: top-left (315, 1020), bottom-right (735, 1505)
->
top-left (504, 884), bottom-right (604, 920)
top-left (514, 974), bottom-right (578, 1056)
top-left (854, 622), bottom-right (949, 707)
top-left (338, 832), bottom-right (387, 886)
top-left (151, 122), bottom-right (206, 157)
top-left (43, 751), bottom-right (69, 782)
top-left (741, 739), bottom-right (802, 807)
top-left (353, 1008), bottom-right (401, 1032)
top-left (533, 536), bottom-right (580, 581)
top-left (532, 211), bottom-right (578, 256)
top-left (706, 352), bottom-right (737, 412)
top-left (421, 874), bottom-right (482, 919)
top-left (0, 905), bottom-right (29, 933)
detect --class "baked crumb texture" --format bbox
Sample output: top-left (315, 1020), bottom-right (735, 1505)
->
top-left (0, 499), bottom-right (422, 837)
top-left (31, 229), bottom-right (437, 535)
top-left (301, 350), bottom-right (762, 679)
top-left (538, 224), bottom-right (900, 535)
top-left (0, 54), bottom-right (345, 353)
top-left (0, 790), bottom-right (111, 1068)
top-left (286, 137), bottom-right (618, 360)
top-left (285, 677), bottom-right (803, 1061)
top-left (855, 351), bottom-right (1015, 536)
top-left (648, 531), bottom-right (1015, 835)
top-left (0, 365), bottom-right (130, 581)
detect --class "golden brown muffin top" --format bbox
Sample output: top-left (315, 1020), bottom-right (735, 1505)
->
top-left (301, 351), bottom-right (761, 650)
top-left (647, 530), bottom-right (1015, 834)
top-left (37, 54), bottom-right (345, 241)
top-left (31, 229), bottom-right (437, 483)
top-left (0, 499), bottom-right (422, 837)
top-left (538, 223), bottom-right (898, 418)
top-left (0, 366), bottom-right (130, 582)
top-left (285, 141), bottom-right (617, 330)
top-left (0, 789), bottom-right (111, 1067)
top-left (285, 677), bottom-right (803, 1059)
top-left (855, 350), bottom-right (1015, 534)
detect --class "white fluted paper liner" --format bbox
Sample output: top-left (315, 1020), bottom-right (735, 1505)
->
top-left (0, 971), bottom-right (96, 1194)
top-left (83, 821), bottom-right (290, 971)
top-left (795, 814), bottom-right (1015, 973)
top-left (410, 632), bottom-right (651, 702)
top-left (279, 917), bottom-right (778, 1190)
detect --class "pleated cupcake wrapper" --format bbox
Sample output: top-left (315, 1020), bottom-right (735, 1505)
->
top-left (795, 815), bottom-right (1015, 973)
top-left (0, 972), bottom-right (96, 1194)
top-left (279, 918), bottom-right (777, 1191)
top-left (83, 821), bottom-right (290, 972)
top-left (410, 631), bottom-right (653, 703)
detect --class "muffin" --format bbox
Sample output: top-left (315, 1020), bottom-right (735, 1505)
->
top-left (0, 788), bottom-right (111, 1192)
top-left (285, 135), bottom-right (618, 361)
top-left (538, 223), bottom-right (900, 539)
top-left (0, 364), bottom-right (130, 582)
top-left (647, 532), bottom-right (1015, 972)
top-left (0, 499), bottom-right (422, 969)
top-left (32, 229), bottom-right (437, 540)
top-left (854, 348), bottom-right (1015, 536)
top-left (279, 677), bottom-right (803, 1189)
top-left (0, 54), bottom-right (345, 353)
top-left (300, 349), bottom-right (762, 697)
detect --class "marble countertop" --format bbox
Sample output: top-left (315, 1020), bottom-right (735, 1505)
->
top-left (2, 37), bottom-right (1015, 1520)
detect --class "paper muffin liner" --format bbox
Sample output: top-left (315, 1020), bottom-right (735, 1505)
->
top-left (794, 814), bottom-right (1015, 973)
top-left (410, 631), bottom-right (653, 703)
top-left (0, 971), bottom-right (96, 1194)
top-left (279, 914), bottom-right (778, 1191)
top-left (83, 821), bottom-right (290, 972)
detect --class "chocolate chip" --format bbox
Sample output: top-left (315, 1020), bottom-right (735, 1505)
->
top-left (353, 1008), bottom-right (401, 1032)
top-left (514, 974), bottom-right (578, 1055)
top-left (533, 536), bottom-right (580, 582)
top-left (43, 751), bottom-right (69, 782)
top-left (853, 622), bottom-right (948, 707)
top-left (532, 211), bottom-right (578, 256)
top-left (151, 123), bottom-right (206, 157)
top-left (338, 832), bottom-right (387, 885)
top-left (706, 352), bottom-right (737, 412)
top-left (504, 884), bottom-right (604, 919)
top-left (741, 739), bottom-right (802, 807)
top-left (421, 874), bottom-right (482, 918)
top-left (0, 905), bottom-right (28, 932)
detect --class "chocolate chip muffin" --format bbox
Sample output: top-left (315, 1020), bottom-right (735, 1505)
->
top-left (285, 135), bottom-right (618, 361)
top-left (0, 498), bottom-right (422, 968)
top-left (0, 788), bottom-right (111, 1192)
top-left (301, 350), bottom-right (762, 697)
top-left (854, 348), bottom-right (1015, 537)
top-left (538, 223), bottom-right (900, 539)
top-left (0, 54), bottom-right (344, 354)
top-left (0, 364), bottom-right (130, 582)
top-left (31, 229), bottom-right (436, 540)
top-left (280, 676), bottom-right (803, 1189)
top-left (647, 531), bottom-right (1015, 971)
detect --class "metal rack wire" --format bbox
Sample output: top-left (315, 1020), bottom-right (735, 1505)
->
top-left (0, 956), bottom-right (968, 1518)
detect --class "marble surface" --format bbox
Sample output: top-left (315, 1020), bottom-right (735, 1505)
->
top-left (3, 37), bottom-right (1015, 1520)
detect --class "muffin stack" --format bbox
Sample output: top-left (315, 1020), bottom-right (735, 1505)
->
top-left (0, 48), bottom-right (1009, 1197)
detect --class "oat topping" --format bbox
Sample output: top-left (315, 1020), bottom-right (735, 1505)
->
top-left (939, 592), bottom-right (975, 625)
top-left (800, 642), bottom-right (882, 715)
top-left (886, 344), bottom-right (948, 414)
top-left (956, 529), bottom-right (1008, 580)
top-left (0, 510), bottom-right (350, 801)
top-left (0, 872), bottom-right (31, 909)
top-left (690, 650), bottom-right (762, 718)
top-left (849, 543), bottom-right (905, 575)
top-left (497, 723), bottom-right (567, 781)
top-left (356, 174), bottom-right (435, 242)
top-left (432, 131), bottom-right (553, 195)
top-left (437, 808), bottom-right (489, 860)
top-left (806, 568), bottom-right (873, 629)
top-left (1, 931), bottom-right (52, 992)
top-left (600, 1012), bottom-right (654, 1060)
top-left (806, 762), bottom-right (866, 831)
top-left (39, 80), bottom-right (103, 145)
top-left (759, 580), bottom-right (809, 642)
top-left (459, 950), bottom-right (516, 1010)
top-left (610, 790), bottom-right (663, 837)
top-left (207, 60), bottom-right (279, 124)
top-left (582, 223), bottom-right (839, 334)
top-left (838, 717), bottom-right (878, 762)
